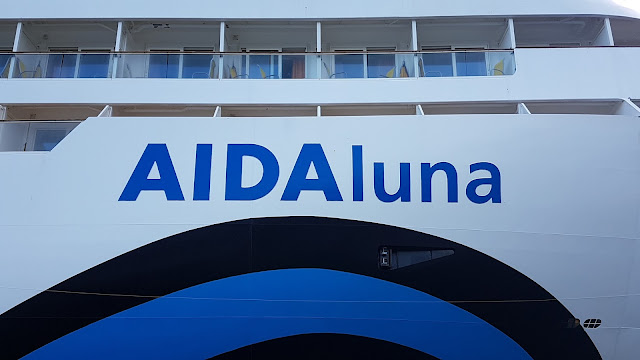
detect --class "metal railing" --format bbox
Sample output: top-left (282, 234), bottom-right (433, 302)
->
top-left (1, 50), bottom-right (515, 80)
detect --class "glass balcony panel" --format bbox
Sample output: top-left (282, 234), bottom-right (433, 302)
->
top-left (46, 54), bottom-right (78, 78)
top-left (421, 53), bottom-right (454, 77)
top-left (487, 51), bottom-right (515, 76)
top-left (222, 54), bottom-right (248, 79)
top-left (0, 121), bottom-right (80, 152)
top-left (367, 54), bottom-right (395, 78)
top-left (182, 54), bottom-right (217, 79)
top-left (148, 54), bottom-right (180, 78)
top-left (248, 54), bottom-right (279, 79)
top-left (0, 54), bottom-right (11, 78)
top-left (334, 54), bottom-right (364, 78)
top-left (455, 52), bottom-right (487, 77)
top-left (33, 129), bottom-right (68, 151)
top-left (282, 55), bottom-right (305, 79)
top-left (13, 54), bottom-right (46, 78)
top-left (78, 54), bottom-right (111, 78)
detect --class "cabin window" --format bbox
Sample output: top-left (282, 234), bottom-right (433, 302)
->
top-left (181, 48), bottom-right (215, 79)
top-left (78, 50), bottom-right (111, 78)
top-left (282, 48), bottom-right (306, 79)
top-left (148, 50), bottom-right (180, 78)
top-left (0, 53), bottom-right (11, 78)
top-left (421, 47), bottom-right (454, 77)
top-left (248, 50), bottom-right (279, 79)
top-left (33, 129), bottom-right (68, 151)
top-left (455, 51), bottom-right (487, 76)
top-left (46, 48), bottom-right (78, 78)
top-left (367, 48), bottom-right (395, 78)
top-left (334, 50), bottom-right (364, 78)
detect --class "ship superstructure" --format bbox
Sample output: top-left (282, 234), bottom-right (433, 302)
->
top-left (1, 1), bottom-right (640, 359)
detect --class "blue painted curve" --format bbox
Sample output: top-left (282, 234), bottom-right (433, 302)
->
top-left (24, 269), bottom-right (532, 360)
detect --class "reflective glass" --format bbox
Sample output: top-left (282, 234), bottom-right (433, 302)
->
top-left (334, 54), bottom-right (364, 78)
top-left (422, 53), bottom-right (453, 77)
top-left (33, 129), bottom-right (67, 151)
top-left (249, 55), bottom-right (279, 79)
top-left (183, 55), bottom-right (215, 79)
top-left (148, 54), bottom-right (180, 78)
top-left (46, 54), bottom-right (77, 78)
top-left (455, 52), bottom-right (487, 76)
top-left (282, 55), bottom-right (305, 79)
top-left (0, 54), bottom-right (11, 78)
top-left (367, 54), bottom-right (395, 78)
top-left (78, 54), bottom-right (111, 78)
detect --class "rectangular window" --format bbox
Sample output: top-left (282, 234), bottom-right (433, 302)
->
top-left (0, 53), bottom-right (11, 78)
top-left (183, 47), bottom-right (215, 79)
top-left (33, 129), bottom-right (68, 151)
top-left (334, 50), bottom-right (364, 78)
top-left (455, 52), bottom-right (487, 76)
top-left (248, 52), bottom-right (279, 79)
top-left (148, 52), bottom-right (180, 78)
top-left (46, 51), bottom-right (78, 78)
top-left (78, 51), bottom-right (111, 78)
top-left (421, 53), bottom-right (454, 77)
top-left (367, 48), bottom-right (395, 78)
top-left (282, 48), bottom-right (306, 79)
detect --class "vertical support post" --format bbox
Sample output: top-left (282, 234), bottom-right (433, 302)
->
top-left (593, 18), bottom-right (614, 46)
top-left (411, 20), bottom-right (419, 78)
top-left (112, 21), bottom-right (125, 78)
top-left (8, 22), bottom-right (22, 78)
top-left (517, 103), bottom-right (531, 114)
top-left (0, 105), bottom-right (6, 120)
top-left (219, 22), bottom-right (226, 79)
top-left (214, 106), bottom-right (222, 117)
top-left (316, 105), bottom-right (322, 117)
top-left (12, 22), bottom-right (23, 52)
top-left (615, 99), bottom-right (640, 116)
top-left (98, 105), bottom-right (113, 117)
top-left (316, 21), bottom-right (322, 79)
top-left (411, 20), bottom-right (418, 51)
top-left (115, 22), bottom-right (124, 51)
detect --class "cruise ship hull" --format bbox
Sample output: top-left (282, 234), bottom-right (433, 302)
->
top-left (1, 115), bottom-right (637, 359)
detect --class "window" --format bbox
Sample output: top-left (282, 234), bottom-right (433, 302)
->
top-left (248, 51), bottom-right (279, 79)
top-left (455, 51), bottom-right (487, 76)
top-left (46, 48), bottom-right (79, 78)
top-left (367, 48), bottom-right (395, 78)
top-left (78, 51), bottom-right (111, 78)
top-left (421, 47), bottom-right (454, 77)
top-left (334, 50), bottom-right (364, 78)
top-left (182, 47), bottom-right (215, 79)
top-left (282, 48), bottom-right (306, 79)
top-left (0, 53), bottom-right (11, 78)
top-left (148, 51), bottom-right (180, 78)
top-left (33, 129), bottom-right (68, 151)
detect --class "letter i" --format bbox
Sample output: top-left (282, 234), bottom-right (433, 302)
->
top-left (193, 144), bottom-right (213, 201)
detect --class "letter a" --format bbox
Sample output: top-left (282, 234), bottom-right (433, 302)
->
top-left (282, 144), bottom-right (343, 201)
top-left (466, 162), bottom-right (501, 204)
top-left (119, 144), bottom-right (185, 201)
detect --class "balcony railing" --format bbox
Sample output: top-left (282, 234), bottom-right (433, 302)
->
top-left (0, 121), bottom-right (80, 151)
top-left (1, 50), bottom-right (515, 80)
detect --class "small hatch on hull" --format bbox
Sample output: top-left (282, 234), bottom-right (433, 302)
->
top-left (379, 247), bottom-right (454, 270)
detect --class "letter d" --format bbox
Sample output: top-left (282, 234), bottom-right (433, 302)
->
top-left (225, 144), bottom-right (279, 200)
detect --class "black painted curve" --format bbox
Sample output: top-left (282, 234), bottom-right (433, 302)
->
top-left (209, 333), bottom-right (439, 360)
top-left (0, 217), bottom-right (600, 359)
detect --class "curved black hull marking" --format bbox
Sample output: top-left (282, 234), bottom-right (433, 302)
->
top-left (0, 217), bottom-right (600, 359)
top-left (209, 333), bottom-right (439, 360)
